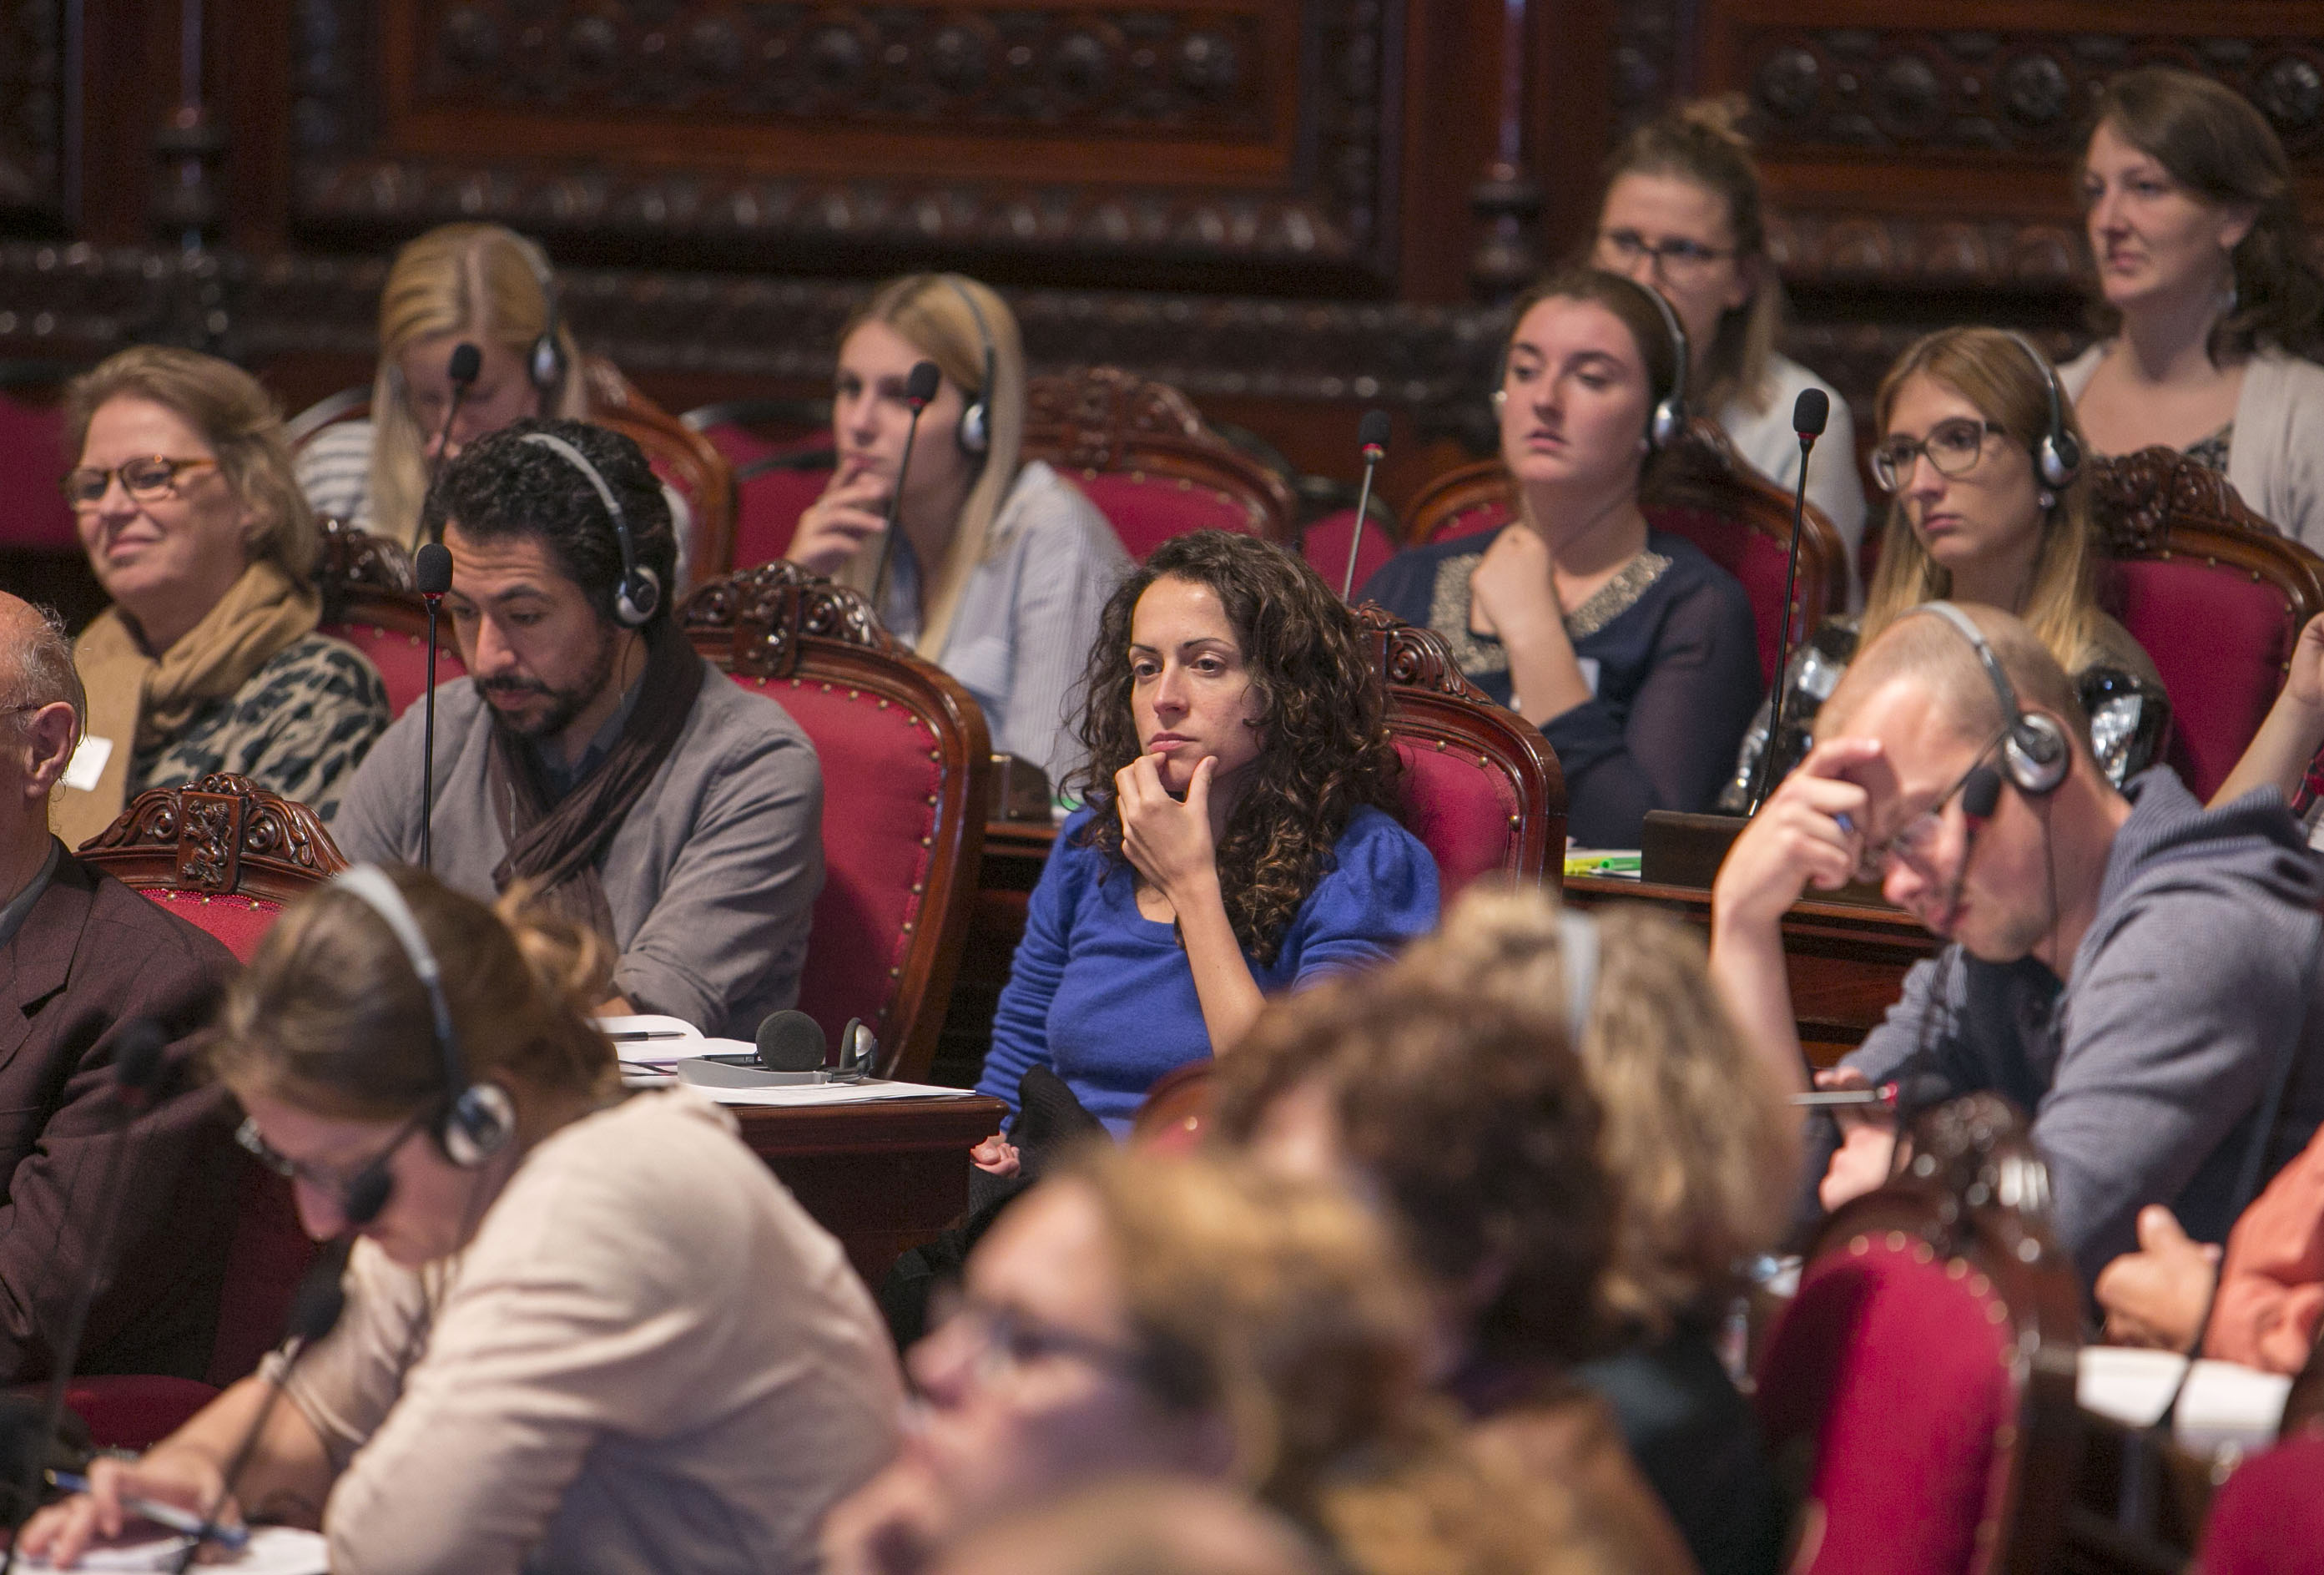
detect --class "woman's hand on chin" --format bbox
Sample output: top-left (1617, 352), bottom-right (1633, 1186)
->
top-left (788, 466), bottom-right (894, 578)
top-left (17, 1447), bottom-right (232, 1569)
top-left (1467, 525), bottom-right (1565, 650)
top-left (1116, 753), bottom-right (1222, 906)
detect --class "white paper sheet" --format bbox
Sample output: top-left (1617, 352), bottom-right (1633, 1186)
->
top-left (693, 1078), bottom-right (986, 1108)
top-left (2076, 1345), bottom-right (2291, 1455)
top-left (13, 1527), bottom-right (327, 1573)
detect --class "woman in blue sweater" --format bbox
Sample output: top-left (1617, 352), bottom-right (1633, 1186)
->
top-left (975, 532), bottom-right (1439, 1148)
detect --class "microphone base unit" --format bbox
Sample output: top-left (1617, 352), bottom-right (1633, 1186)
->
top-left (683, 1058), bottom-right (875, 1089)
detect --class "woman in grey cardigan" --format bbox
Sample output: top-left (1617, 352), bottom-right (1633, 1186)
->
top-left (2064, 67), bottom-right (2324, 549)
top-left (786, 274), bottom-right (1130, 790)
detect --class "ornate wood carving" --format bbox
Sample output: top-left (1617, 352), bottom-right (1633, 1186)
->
top-left (287, 0), bottom-right (1400, 281)
top-left (1351, 603), bottom-right (1495, 704)
top-left (1021, 363), bottom-right (1300, 538)
top-left (0, 0), bottom-right (63, 222)
top-left (316, 514), bottom-right (416, 594)
top-left (679, 558), bottom-right (892, 680)
top-left (78, 773), bottom-right (350, 901)
top-left (1740, 28), bottom-right (2324, 158)
top-left (2090, 445), bottom-right (2283, 554)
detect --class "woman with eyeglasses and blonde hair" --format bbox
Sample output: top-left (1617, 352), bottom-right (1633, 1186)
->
top-left (53, 346), bottom-right (389, 847)
top-left (295, 224), bottom-right (596, 553)
top-left (1721, 326), bottom-right (2170, 807)
top-left (21, 866), bottom-right (900, 1573)
top-left (2063, 68), bottom-right (2324, 548)
top-left (1591, 96), bottom-right (1868, 597)
top-left (788, 273), bottom-right (1128, 785)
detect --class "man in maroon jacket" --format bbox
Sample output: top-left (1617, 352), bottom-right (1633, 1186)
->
top-left (0, 593), bottom-right (239, 1380)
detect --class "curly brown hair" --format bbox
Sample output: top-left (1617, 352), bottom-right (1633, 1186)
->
top-left (1068, 531), bottom-right (1402, 966)
top-left (1212, 971), bottom-right (1614, 1366)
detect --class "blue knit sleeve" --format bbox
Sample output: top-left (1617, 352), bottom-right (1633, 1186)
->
top-left (1283, 807), bottom-right (1442, 984)
top-left (977, 814), bottom-right (1095, 1115)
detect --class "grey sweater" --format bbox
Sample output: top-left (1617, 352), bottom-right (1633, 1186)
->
top-left (1842, 770), bottom-right (2324, 1288)
top-left (332, 667), bottom-right (824, 1039)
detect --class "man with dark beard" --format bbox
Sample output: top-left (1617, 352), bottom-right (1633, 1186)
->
top-left (332, 419), bottom-right (823, 1037)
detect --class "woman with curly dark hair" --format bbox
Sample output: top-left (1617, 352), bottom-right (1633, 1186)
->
top-left (972, 531), bottom-right (1439, 1146)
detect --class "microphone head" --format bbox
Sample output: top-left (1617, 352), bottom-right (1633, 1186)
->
top-left (112, 1018), bottom-right (169, 1103)
top-left (285, 1263), bottom-right (349, 1345)
top-left (1961, 765), bottom-right (2003, 822)
top-left (414, 542), bottom-right (453, 597)
top-left (1357, 409), bottom-right (1391, 457)
top-left (754, 1010), bottom-right (829, 1073)
top-left (447, 342), bottom-right (482, 387)
top-left (905, 361), bottom-right (941, 407)
top-left (1792, 387), bottom-right (1830, 439)
top-left (341, 1163), bottom-right (395, 1230)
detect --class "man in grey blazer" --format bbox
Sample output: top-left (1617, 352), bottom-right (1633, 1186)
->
top-left (1711, 602), bottom-right (2324, 1291)
top-left (331, 420), bottom-right (823, 1039)
top-left (0, 593), bottom-right (240, 1381)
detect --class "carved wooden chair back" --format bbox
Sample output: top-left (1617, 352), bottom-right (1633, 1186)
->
top-left (311, 517), bottom-right (468, 719)
top-left (1756, 1095), bottom-right (2082, 1575)
top-left (2088, 447), bottom-right (2324, 801)
top-left (1022, 366), bottom-right (1298, 559)
top-left (1400, 424), bottom-right (1848, 686)
top-left (1355, 606), bottom-right (1565, 894)
top-left (681, 560), bottom-right (990, 1081)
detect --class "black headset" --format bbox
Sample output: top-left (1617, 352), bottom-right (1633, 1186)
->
top-left (1491, 276), bottom-right (1689, 452)
top-left (942, 275), bottom-right (996, 460)
top-left (520, 431), bottom-right (660, 628)
top-left (2002, 331), bottom-right (2080, 491)
top-left (1907, 601), bottom-right (2070, 798)
top-left (334, 866), bottom-right (516, 1170)
top-left (515, 235), bottom-right (569, 401)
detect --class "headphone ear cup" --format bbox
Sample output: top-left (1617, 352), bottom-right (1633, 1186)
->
top-left (530, 334), bottom-right (563, 395)
top-left (614, 568), bottom-right (661, 628)
top-left (1490, 388), bottom-right (1506, 413)
top-left (441, 1082), bottom-right (516, 1169)
top-left (957, 398), bottom-right (989, 457)
top-left (2004, 714), bottom-right (2070, 796)
top-left (2040, 431), bottom-right (2081, 489)
top-left (1649, 398), bottom-right (1684, 452)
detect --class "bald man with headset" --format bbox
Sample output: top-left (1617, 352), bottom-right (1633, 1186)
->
top-left (1710, 603), bottom-right (2324, 1291)
top-left (331, 419), bottom-right (823, 1038)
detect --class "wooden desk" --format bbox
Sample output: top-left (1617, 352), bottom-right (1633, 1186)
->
top-left (731, 1095), bottom-right (1008, 1286)
top-left (943, 824), bottom-right (1942, 1077)
top-left (1563, 876), bottom-right (1940, 1068)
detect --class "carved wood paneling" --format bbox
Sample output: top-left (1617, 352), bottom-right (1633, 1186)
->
top-left (287, 0), bottom-right (1402, 282)
top-left (0, 0), bottom-right (64, 221)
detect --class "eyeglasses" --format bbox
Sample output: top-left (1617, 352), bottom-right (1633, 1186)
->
top-left (925, 1288), bottom-right (1149, 1391)
top-left (236, 1106), bottom-right (430, 1215)
top-left (1594, 228), bottom-right (1736, 280)
top-left (59, 456), bottom-right (219, 508)
top-left (1848, 737), bottom-right (2003, 884)
top-left (1870, 418), bottom-right (2004, 492)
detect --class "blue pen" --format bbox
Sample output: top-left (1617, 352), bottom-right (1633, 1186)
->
top-left (42, 1472), bottom-right (250, 1553)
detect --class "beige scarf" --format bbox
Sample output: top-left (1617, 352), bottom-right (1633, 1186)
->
top-left (53, 561), bottom-right (320, 848)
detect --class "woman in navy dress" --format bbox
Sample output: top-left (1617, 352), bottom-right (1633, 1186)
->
top-left (1364, 268), bottom-right (1761, 847)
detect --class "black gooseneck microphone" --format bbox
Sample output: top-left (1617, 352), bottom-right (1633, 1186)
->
top-left (870, 361), bottom-right (944, 615)
top-left (1339, 409), bottom-right (1392, 602)
top-left (0, 1025), bottom-right (170, 1570)
top-left (425, 343), bottom-right (484, 507)
top-left (1748, 386), bottom-right (1832, 815)
top-left (413, 543), bottom-right (453, 872)
top-left (169, 1245), bottom-right (355, 1575)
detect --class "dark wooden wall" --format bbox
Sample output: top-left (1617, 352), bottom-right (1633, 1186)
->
top-left (3, 0), bottom-right (2318, 513)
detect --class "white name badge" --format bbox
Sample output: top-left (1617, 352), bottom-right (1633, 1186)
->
top-left (62, 735), bottom-right (112, 794)
top-left (1576, 657), bottom-right (1601, 696)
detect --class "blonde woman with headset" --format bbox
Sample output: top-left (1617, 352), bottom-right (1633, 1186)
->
top-left (789, 274), bottom-right (1129, 787)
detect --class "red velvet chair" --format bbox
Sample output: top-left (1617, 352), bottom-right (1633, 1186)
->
top-left (2194, 1434), bottom-right (2324, 1575)
top-left (314, 516), bottom-right (468, 719)
top-left (2089, 447), bottom-right (2324, 802)
top-left (1401, 423), bottom-right (1850, 687)
top-left (1300, 505), bottom-right (1400, 601)
top-left (682, 560), bottom-right (990, 1081)
top-left (0, 381), bottom-right (77, 554)
top-left (1353, 605), bottom-right (1565, 896)
top-left (1756, 1098), bottom-right (2083, 1575)
top-left (1022, 366), bottom-right (1298, 561)
top-left (679, 397), bottom-right (836, 573)
top-left (68, 776), bottom-right (345, 1445)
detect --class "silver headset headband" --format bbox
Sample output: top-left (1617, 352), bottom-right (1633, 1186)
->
top-left (1640, 282), bottom-right (1689, 413)
top-left (1910, 600), bottom-right (2024, 729)
top-left (333, 865), bottom-right (461, 1080)
top-left (945, 275), bottom-right (997, 396)
top-left (1559, 909), bottom-right (1599, 1048)
top-left (520, 430), bottom-right (641, 581)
